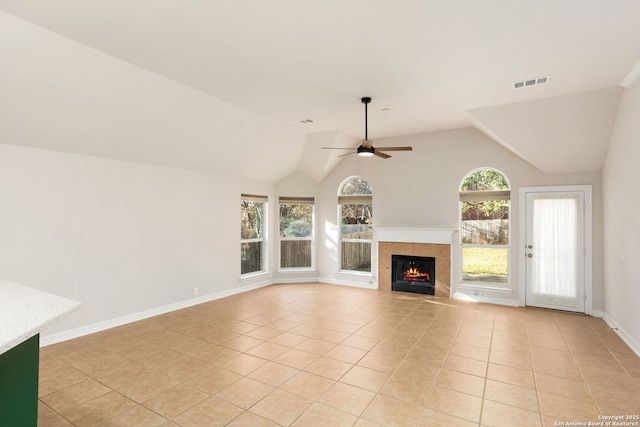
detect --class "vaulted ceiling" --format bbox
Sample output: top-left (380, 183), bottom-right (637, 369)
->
top-left (1, 1), bottom-right (639, 181)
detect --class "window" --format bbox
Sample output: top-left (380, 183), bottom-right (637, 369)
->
top-left (279, 197), bottom-right (314, 269)
top-left (339, 177), bottom-right (373, 272)
top-left (241, 194), bottom-right (267, 275)
top-left (459, 169), bottom-right (510, 287)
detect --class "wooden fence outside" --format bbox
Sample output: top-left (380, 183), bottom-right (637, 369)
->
top-left (461, 219), bottom-right (509, 245)
top-left (341, 241), bottom-right (371, 271)
top-left (280, 240), bottom-right (312, 268)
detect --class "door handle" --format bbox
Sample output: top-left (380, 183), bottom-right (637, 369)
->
top-left (527, 245), bottom-right (533, 249)
top-left (527, 253), bottom-right (533, 258)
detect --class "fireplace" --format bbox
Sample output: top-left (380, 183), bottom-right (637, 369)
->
top-left (376, 227), bottom-right (457, 298)
top-left (392, 254), bottom-right (436, 295)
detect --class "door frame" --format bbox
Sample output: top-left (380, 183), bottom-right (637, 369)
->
top-left (518, 185), bottom-right (593, 314)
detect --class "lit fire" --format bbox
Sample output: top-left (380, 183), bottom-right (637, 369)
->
top-left (404, 267), bottom-right (430, 282)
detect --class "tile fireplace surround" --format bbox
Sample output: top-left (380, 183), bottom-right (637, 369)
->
top-left (375, 228), bottom-right (458, 298)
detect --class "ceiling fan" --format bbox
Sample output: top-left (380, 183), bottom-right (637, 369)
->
top-left (323, 97), bottom-right (413, 159)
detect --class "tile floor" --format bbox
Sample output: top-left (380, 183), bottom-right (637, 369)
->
top-left (38, 283), bottom-right (640, 426)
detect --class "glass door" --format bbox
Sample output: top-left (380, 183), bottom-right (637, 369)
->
top-left (525, 191), bottom-right (585, 312)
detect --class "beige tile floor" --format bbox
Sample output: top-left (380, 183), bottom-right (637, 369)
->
top-left (38, 283), bottom-right (640, 426)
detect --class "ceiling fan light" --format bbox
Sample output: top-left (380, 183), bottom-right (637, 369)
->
top-left (357, 146), bottom-right (374, 156)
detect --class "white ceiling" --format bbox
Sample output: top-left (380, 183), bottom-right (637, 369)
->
top-left (1, 1), bottom-right (639, 181)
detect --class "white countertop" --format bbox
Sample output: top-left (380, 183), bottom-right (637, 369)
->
top-left (0, 279), bottom-right (81, 355)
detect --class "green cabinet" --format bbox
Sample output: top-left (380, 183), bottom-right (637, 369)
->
top-left (0, 334), bottom-right (40, 426)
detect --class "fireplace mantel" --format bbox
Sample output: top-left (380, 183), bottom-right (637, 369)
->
top-left (374, 227), bottom-right (458, 244)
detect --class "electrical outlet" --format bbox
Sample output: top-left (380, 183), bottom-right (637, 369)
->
top-left (193, 288), bottom-right (199, 296)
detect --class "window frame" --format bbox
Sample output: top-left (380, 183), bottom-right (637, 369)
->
top-left (458, 169), bottom-right (511, 291)
top-left (278, 196), bottom-right (314, 271)
top-left (240, 194), bottom-right (267, 277)
top-left (338, 177), bottom-right (373, 274)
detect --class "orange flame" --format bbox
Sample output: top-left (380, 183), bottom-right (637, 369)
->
top-left (403, 267), bottom-right (430, 282)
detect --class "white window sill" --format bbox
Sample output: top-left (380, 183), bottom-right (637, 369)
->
top-left (337, 270), bottom-right (372, 277)
top-left (240, 271), bottom-right (269, 281)
top-left (277, 268), bottom-right (317, 274)
top-left (457, 282), bottom-right (513, 293)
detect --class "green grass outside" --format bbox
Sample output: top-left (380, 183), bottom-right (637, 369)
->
top-left (463, 247), bottom-right (508, 276)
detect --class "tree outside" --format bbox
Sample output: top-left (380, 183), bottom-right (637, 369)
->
top-left (461, 169), bottom-right (509, 226)
top-left (279, 204), bottom-right (312, 238)
top-left (241, 201), bottom-right (264, 240)
top-left (241, 200), bottom-right (265, 274)
top-left (340, 176), bottom-right (372, 195)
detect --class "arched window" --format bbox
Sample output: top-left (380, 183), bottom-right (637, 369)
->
top-left (338, 177), bottom-right (373, 272)
top-left (459, 169), bottom-right (510, 287)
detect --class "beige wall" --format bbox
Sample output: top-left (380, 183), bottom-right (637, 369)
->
top-left (603, 76), bottom-right (640, 351)
top-left (0, 143), bottom-right (275, 338)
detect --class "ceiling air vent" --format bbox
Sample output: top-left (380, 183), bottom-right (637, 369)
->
top-left (293, 119), bottom-right (315, 125)
top-left (513, 75), bottom-right (550, 89)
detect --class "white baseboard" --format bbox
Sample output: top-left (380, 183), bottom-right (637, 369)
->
top-left (453, 291), bottom-right (520, 307)
top-left (600, 312), bottom-right (640, 358)
top-left (273, 276), bottom-right (320, 284)
top-left (318, 276), bottom-right (378, 290)
top-left (40, 279), bottom-right (274, 347)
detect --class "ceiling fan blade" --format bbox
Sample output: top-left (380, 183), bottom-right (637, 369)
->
top-left (322, 147), bottom-right (358, 150)
top-left (338, 152), bottom-right (356, 157)
top-left (374, 146), bottom-right (413, 151)
top-left (374, 151), bottom-right (391, 159)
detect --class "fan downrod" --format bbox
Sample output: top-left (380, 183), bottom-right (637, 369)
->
top-left (362, 97), bottom-right (371, 140)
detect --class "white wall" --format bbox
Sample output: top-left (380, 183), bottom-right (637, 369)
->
top-left (0, 143), bottom-right (275, 338)
top-left (283, 127), bottom-right (603, 307)
top-left (602, 77), bottom-right (640, 352)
